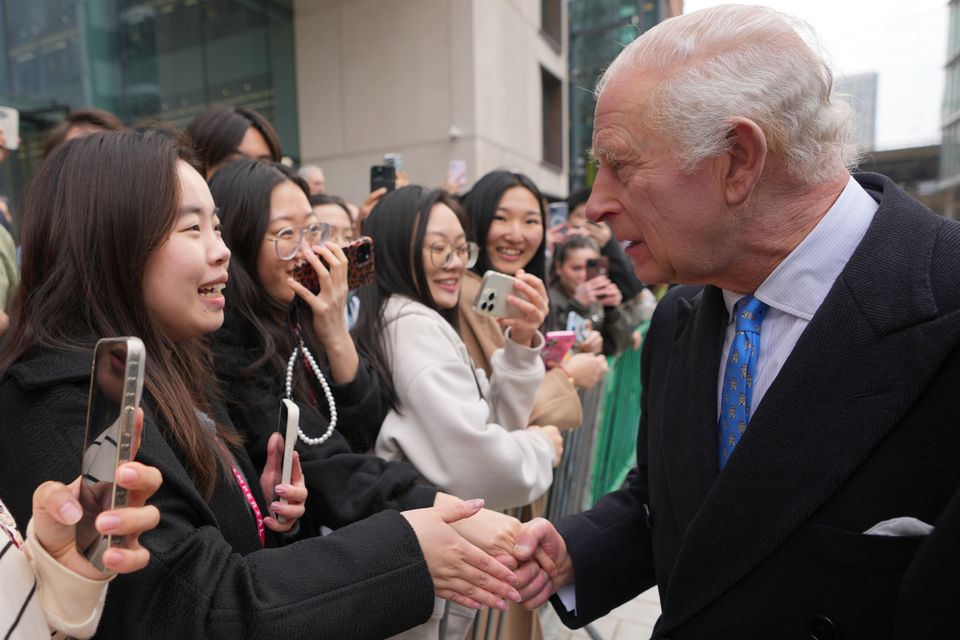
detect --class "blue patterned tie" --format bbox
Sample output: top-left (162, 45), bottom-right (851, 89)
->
top-left (718, 296), bottom-right (769, 470)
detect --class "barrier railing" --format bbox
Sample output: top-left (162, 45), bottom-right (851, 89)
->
top-left (459, 329), bottom-right (649, 640)
top-left (589, 321), bottom-right (648, 505)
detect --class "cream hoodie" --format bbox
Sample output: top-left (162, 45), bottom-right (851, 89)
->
top-left (374, 296), bottom-right (556, 511)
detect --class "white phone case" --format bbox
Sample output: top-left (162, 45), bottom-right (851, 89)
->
top-left (472, 270), bottom-right (525, 319)
top-left (276, 399), bottom-right (300, 524)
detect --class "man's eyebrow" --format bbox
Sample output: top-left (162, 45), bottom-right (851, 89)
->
top-left (589, 145), bottom-right (624, 165)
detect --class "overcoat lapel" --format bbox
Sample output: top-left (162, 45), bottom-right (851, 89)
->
top-left (658, 286), bottom-right (725, 534)
top-left (657, 178), bottom-right (960, 631)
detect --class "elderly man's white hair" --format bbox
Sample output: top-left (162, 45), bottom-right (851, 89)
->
top-left (597, 4), bottom-right (857, 185)
top-left (298, 164), bottom-right (324, 179)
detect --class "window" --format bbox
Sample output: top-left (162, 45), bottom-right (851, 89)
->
top-left (541, 67), bottom-right (563, 169)
top-left (541, 0), bottom-right (562, 48)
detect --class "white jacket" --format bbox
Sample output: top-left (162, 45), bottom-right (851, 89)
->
top-left (374, 296), bottom-right (556, 511)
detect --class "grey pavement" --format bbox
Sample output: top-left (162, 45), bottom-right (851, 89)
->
top-left (541, 587), bottom-right (661, 640)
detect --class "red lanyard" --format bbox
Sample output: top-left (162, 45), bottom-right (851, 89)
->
top-left (230, 464), bottom-right (265, 546)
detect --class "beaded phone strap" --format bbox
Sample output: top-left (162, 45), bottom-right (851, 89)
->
top-left (285, 331), bottom-right (337, 446)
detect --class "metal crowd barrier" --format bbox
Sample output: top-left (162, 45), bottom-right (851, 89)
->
top-left (453, 327), bottom-right (649, 640)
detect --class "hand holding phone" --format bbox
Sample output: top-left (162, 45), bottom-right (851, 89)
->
top-left (273, 399), bottom-right (299, 525)
top-left (541, 331), bottom-right (577, 369)
top-left (260, 427), bottom-right (307, 533)
top-left (292, 236), bottom-right (375, 293)
top-left (585, 256), bottom-right (609, 283)
top-left (472, 271), bottom-right (528, 319)
top-left (370, 164), bottom-right (396, 193)
top-left (77, 337), bottom-right (146, 572)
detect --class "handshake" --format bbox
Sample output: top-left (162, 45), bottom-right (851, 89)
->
top-left (404, 493), bottom-right (574, 612)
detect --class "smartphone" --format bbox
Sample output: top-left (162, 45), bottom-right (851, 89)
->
top-left (447, 159), bottom-right (467, 191)
top-left (472, 270), bottom-right (528, 319)
top-left (565, 311), bottom-right (593, 344)
top-left (541, 331), bottom-right (577, 369)
top-left (548, 202), bottom-right (569, 229)
top-left (77, 337), bottom-right (146, 572)
top-left (370, 164), bottom-right (396, 193)
top-left (274, 399), bottom-right (300, 525)
top-left (292, 236), bottom-right (376, 293)
top-left (585, 256), bottom-right (609, 282)
top-left (383, 152), bottom-right (403, 172)
top-left (0, 107), bottom-right (19, 150)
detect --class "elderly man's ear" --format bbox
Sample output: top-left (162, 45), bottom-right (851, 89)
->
top-left (721, 118), bottom-right (767, 207)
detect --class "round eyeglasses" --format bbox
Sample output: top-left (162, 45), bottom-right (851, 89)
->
top-left (427, 241), bottom-right (479, 269)
top-left (266, 222), bottom-right (331, 260)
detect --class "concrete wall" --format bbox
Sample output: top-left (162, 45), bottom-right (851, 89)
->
top-left (294, 0), bottom-right (567, 203)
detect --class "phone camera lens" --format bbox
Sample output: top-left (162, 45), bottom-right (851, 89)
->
top-left (487, 292), bottom-right (495, 301)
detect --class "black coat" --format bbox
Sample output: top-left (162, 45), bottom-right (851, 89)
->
top-left (893, 482), bottom-right (960, 638)
top-left (212, 313), bottom-right (436, 531)
top-left (0, 348), bottom-right (435, 639)
top-left (551, 173), bottom-right (960, 639)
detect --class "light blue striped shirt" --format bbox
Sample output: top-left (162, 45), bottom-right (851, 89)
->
top-left (717, 176), bottom-right (879, 417)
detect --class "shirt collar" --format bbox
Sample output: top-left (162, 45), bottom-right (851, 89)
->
top-left (723, 175), bottom-right (879, 323)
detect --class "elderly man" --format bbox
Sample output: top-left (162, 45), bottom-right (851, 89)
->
top-left (298, 163), bottom-right (326, 195)
top-left (512, 5), bottom-right (960, 639)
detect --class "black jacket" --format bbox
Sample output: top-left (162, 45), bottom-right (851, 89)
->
top-left (212, 313), bottom-right (436, 531)
top-left (551, 173), bottom-right (960, 639)
top-left (0, 348), bottom-right (435, 639)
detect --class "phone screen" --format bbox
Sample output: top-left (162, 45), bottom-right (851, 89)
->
top-left (77, 339), bottom-right (143, 570)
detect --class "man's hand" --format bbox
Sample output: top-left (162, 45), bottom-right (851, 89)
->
top-left (403, 499), bottom-right (521, 611)
top-left (512, 518), bottom-right (574, 609)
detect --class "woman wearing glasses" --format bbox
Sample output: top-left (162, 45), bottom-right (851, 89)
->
top-left (208, 160), bottom-right (428, 524)
top-left (352, 186), bottom-right (562, 639)
top-left (353, 186), bottom-right (562, 511)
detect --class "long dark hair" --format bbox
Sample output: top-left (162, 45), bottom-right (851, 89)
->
top-left (209, 159), bottom-right (329, 413)
top-left (1, 127), bottom-right (237, 498)
top-left (187, 106), bottom-right (282, 176)
top-left (352, 186), bottom-right (464, 410)
top-left (463, 170), bottom-right (547, 280)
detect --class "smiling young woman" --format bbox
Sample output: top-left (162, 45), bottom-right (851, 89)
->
top-left (0, 130), bottom-right (517, 638)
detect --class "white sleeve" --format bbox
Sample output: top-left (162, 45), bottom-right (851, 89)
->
top-left (376, 321), bottom-right (555, 511)
top-left (25, 518), bottom-right (113, 639)
top-left (487, 329), bottom-right (545, 430)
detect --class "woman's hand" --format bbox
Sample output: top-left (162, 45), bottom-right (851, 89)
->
top-left (500, 269), bottom-right (549, 347)
top-left (286, 241), bottom-right (360, 383)
top-left (563, 352), bottom-right (608, 389)
top-left (259, 432), bottom-right (307, 533)
top-left (528, 425), bottom-right (563, 466)
top-left (358, 187), bottom-right (388, 227)
top-left (402, 499), bottom-right (521, 611)
top-left (595, 280), bottom-right (623, 307)
top-left (579, 330), bottom-right (604, 355)
top-left (433, 493), bottom-right (521, 562)
top-left (32, 461), bottom-right (162, 579)
top-left (574, 275), bottom-right (615, 308)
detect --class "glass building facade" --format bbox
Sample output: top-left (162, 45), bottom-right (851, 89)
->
top-left (0, 0), bottom-right (298, 209)
top-left (942, 0), bottom-right (960, 185)
top-left (568, 0), bottom-right (661, 191)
